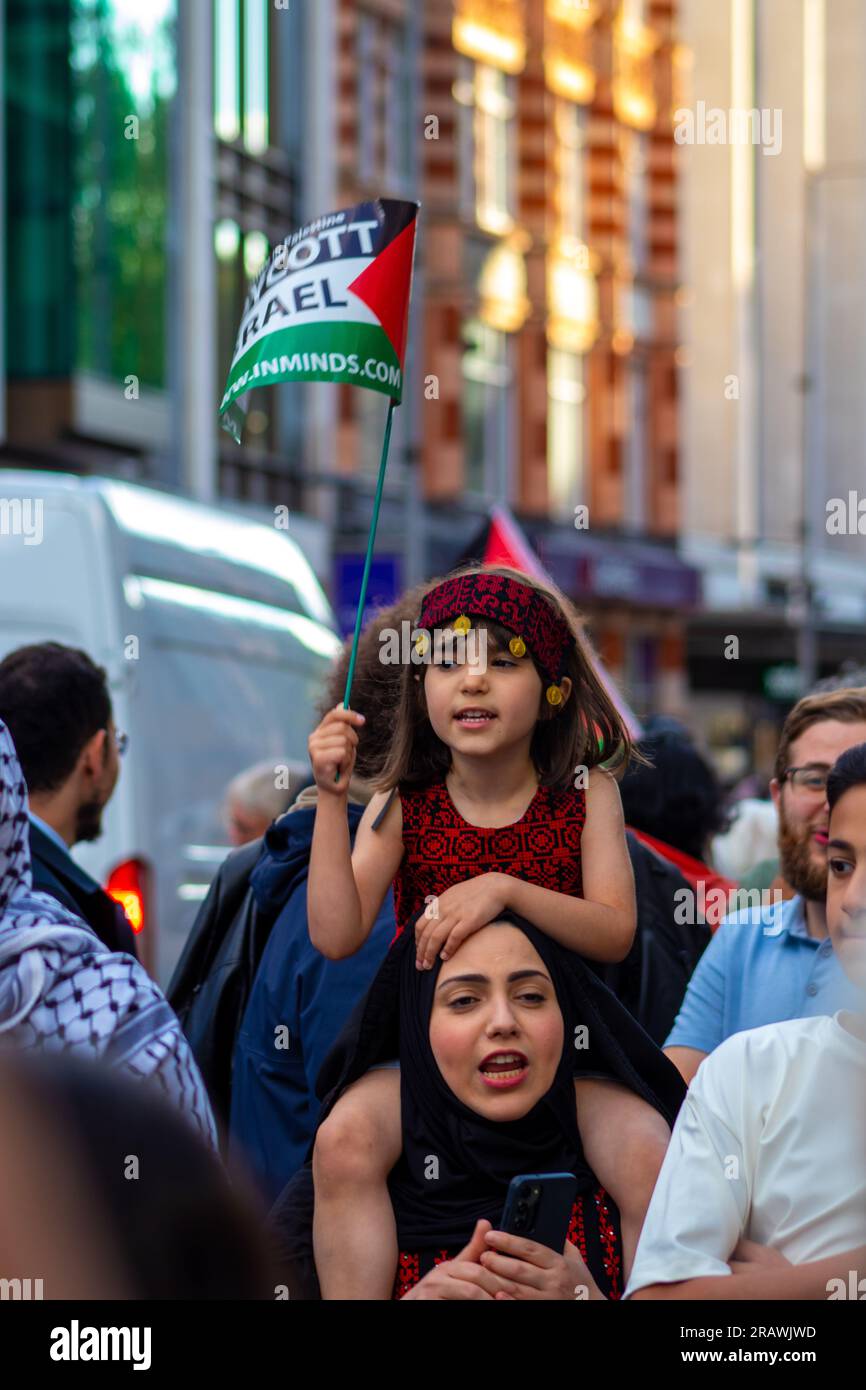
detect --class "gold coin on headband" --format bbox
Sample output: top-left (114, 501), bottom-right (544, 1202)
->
top-left (546, 684), bottom-right (563, 706)
top-left (453, 615), bottom-right (472, 633)
top-left (415, 633), bottom-right (429, 655)
top-left (509, 636), bottom-right (526, 658)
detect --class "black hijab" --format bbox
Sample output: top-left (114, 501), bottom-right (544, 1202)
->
top-left (269, 910), bottom-right (686, 1292)
top-left (389, 913), bottom-right (595, 1248)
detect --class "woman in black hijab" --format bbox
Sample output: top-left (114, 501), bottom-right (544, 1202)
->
top-left (270, 910), bottom-right (685, 1299)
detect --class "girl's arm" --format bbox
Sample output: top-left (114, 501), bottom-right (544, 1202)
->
top-left (505, 767), bottom-right (636, 962)
top-left (307, 706), bottom-right (403, 959)
top-left (308, 789), bottom-right (403, 959)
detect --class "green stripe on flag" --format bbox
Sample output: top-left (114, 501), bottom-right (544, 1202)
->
top-left (219, 321), bottom-right (403, 418)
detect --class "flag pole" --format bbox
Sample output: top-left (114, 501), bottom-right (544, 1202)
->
top-left (335, 397), bottom-right (397, 780)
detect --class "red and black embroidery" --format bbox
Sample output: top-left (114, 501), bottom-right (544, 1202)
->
top-left (593, 1186), bottom-right (622, 1300)
top-left (567, 1194), bottom-right (587, 1261)
top-left (417, 572), bottom-right (575, 687)
top-left (393, 780), bottom-right (586, 936)
top-left (565, 1189), bottom-right (622, 1300)
top-left (393, 1187), bottom-right (622, 1299)
top-left (394, 1250), bottom-right (420, 1298)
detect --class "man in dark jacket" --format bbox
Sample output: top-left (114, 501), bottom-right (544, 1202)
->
top-left (229, 783), bottom-right (393, 1202)
top-left (170, 589), bottom-right (426, 1187)
top-left (0, 643), bottom-right (137, 958)
top-left (601, 833), bottom-right (712, 1047)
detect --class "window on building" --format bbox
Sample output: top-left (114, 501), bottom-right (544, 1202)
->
top-left (214, 0), bottom-right (240, 141)
top-left (215, 220), bottom-right (278, 452)
top-left (383, 21), bottom-right (413, 191)
top-left (624, 361), bottom-right (646, 530)
top-left (462, 318), bottom-right (512, 497)
top-left (453, 58), bottom-right (516, 235)
top-left (620, 127), bottom-right (649, 272)
top-left (214, 0), bottom-right (269, 153)
top-left (357, 11), bottom-right (412, 191)
top-left (620, 0), bottom-right (648, 30)
top-left (554, 100), bottom-right (588, 246)
top-left (243, 0), bottom-right (268, 154)
top-left (547, 348), bottom-right (585, 517)
top-left (357, 12), bottom-right (376, 181)
top-left (215, 217), bottom-right (242, 383)
top-left (71, 0), bottom-right (177, 389)
top-left (213, 0), bottom-right (299, 473)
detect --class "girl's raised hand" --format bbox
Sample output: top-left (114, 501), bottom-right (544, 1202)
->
top-left (414, 872), bottom-right (509, 970)
top-left (307, 703), bottom-right (365, 796)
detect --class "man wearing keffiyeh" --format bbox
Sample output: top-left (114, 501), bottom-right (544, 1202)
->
top-left (0, 719), bottom-right (217, 1152)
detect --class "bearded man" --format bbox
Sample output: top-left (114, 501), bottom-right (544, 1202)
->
top-left (665, 688), bottom-right (866, 1084)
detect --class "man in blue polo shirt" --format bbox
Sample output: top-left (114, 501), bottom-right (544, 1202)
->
top-left (665, 687), bottom-right (866, 1083)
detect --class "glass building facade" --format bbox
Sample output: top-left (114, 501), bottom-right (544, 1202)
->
top-left (3, 0), bottom-right (304, 496)
top-left (4, 0), bottom-right (176, 389)
top-left (71, 0), bottom-right (176, 390)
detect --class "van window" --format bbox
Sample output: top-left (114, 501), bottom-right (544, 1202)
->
top-left (140, 641), bottom-right (325, 837)
top-left (127, 571), bottom-right (338, 842)
top-left (140, 637), bottom-right (330, 973)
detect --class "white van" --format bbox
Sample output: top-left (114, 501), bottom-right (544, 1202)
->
top-left (0, 469), bottom-right (341, 986)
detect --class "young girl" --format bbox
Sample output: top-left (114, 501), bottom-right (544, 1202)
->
top-left (307, 565), bottom-right (672, 1298)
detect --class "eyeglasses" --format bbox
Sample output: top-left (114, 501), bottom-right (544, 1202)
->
top-left (781, 765), bottom-right (829, 794)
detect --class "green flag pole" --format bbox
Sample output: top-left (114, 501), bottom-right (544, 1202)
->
top-left (335, 397), bottom-right (397, 780)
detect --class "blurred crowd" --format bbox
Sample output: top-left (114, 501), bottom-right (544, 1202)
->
top-left (0, 563), bottom-right (863, 1302)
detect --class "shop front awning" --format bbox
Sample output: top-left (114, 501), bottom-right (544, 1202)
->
top-left (535, 531), bottom-right (702, 612)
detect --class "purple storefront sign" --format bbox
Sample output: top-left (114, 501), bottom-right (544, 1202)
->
top-left (540, 542), bottom-right (701, 610)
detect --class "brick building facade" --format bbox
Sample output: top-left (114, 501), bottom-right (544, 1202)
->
top-left (331, 0), bottom-right (695, 717)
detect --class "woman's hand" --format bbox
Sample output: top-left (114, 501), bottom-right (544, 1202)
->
top-left (480, 1229), bottom-right (605, 1300)
top-left (401, 1220), bottom-right (520, 1301)
top-left (307, 704), bottom-right (365, 795)
top-left (414, 873), bottom-right (510, 969)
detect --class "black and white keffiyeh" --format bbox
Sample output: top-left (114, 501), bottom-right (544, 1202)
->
top-left (0, 720), bottom-right (217, 1150)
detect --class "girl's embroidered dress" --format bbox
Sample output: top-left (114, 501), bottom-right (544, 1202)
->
top-left (391, 780), bottom-right (587, 937)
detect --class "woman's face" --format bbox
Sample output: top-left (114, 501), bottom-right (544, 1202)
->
top-left (428, 923), bottom-right (564, 1121)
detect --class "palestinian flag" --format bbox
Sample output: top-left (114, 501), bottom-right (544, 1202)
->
top-left (219, 198), bottom-right (419, 442)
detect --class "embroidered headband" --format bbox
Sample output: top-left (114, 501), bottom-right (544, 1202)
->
top-left (416, 572), bottom-right (575, 704)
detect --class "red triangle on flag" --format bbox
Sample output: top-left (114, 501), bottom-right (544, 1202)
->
top-left (347, 219), bottom-right (417, 368)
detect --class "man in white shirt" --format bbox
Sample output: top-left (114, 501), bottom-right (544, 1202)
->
top-left (626, 741), bottom-right (866, 1300)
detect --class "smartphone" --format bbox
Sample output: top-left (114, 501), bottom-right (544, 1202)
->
top-left (499, 1172), bottom-right (578, 1252)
